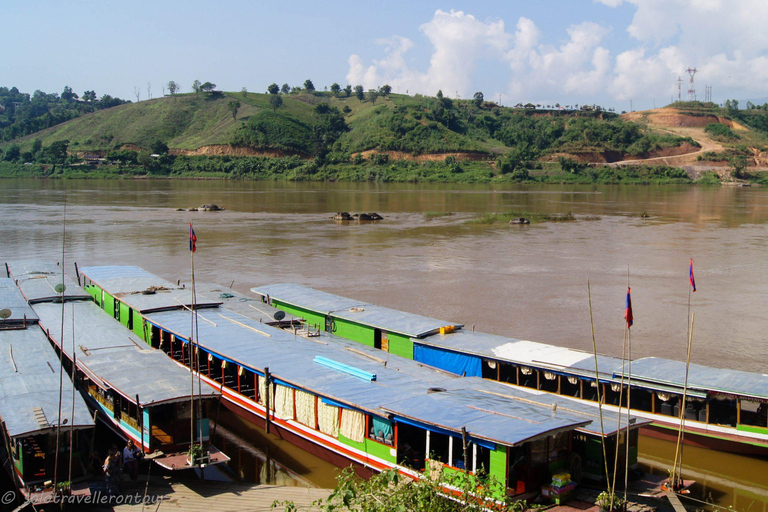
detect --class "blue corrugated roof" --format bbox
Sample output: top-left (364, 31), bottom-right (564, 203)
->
top-left (78, 265), bottom-right (221, 313)
top-left (0, 279), bottom-right (38, 323)
top-left (629, 357), bottom-right (768, 401)
top-left (32, 301), bottom-right (219, 406)
top-left (252, 283), bottom-right (462, 338)
top-left (6, 260), bottom-right (91, 303)
top-left (0, 325), bottom-right (94, 438)
top-left (192, 282), bottom-right (299, 325)
top-left (145, 307), bottom-right (598, 447)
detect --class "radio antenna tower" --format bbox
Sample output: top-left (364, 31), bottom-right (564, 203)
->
top-left (686, 67), bottom-right (698, 101)
top-left (677, 76), bottom-right (683, 102)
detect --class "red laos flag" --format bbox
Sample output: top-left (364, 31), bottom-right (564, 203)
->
top-left (189, 223), bottom-right (197, 253)
top-left (689, 258), bottom-right (696, 292)
top-left (624, 287), bottom-right (633, 329)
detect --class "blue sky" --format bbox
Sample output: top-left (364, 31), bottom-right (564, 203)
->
top-left (4, 1), bottom-right (766, 111)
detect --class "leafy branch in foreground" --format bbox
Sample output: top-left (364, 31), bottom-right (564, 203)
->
top-left (273, 466), bottom-right (531, 512)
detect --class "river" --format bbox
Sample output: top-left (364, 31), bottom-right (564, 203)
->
top-left (1, 179), bottom-right (767, 506)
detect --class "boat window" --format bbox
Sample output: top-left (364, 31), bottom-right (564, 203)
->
top-left (369, 416), bottom-right (394, 445)
top-left (295, 390), bottom-right (316, 428)
top-left (520, 369), bottom-right (537, 389)
top-left (629, 388), bottom-right (653, 412)
top-left (209, 354), bottom-right (223, 384)
top-left (561, 376), bottom-right (580, 397)
top-left (340, 409), bottom-right (365, 443)
top-left (239, 366), bottom-right (256, 400)
top-left (396, 423), bottom-right (426, 471)
top-left (481, 359), bottom-right (498, 380)
top-left (223, 360), bottom-right (238, 390)
top-left (499, 362), bottom-right (516, 384)
top-left (540, 372), bottom-right (558, 393)
top-left (258, 377), bottom-right (275, 409)
top-left (474, 444), bottom-right (491, 476)
top-left (739, 399), bottom-right (768, 428)
top-left (709, 396), bottom-right (736, 426)
top-left (428, 431), bottom-right (451, 465)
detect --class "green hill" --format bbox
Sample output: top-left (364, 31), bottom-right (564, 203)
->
top-left (8, 90), bottom-right (757, 184)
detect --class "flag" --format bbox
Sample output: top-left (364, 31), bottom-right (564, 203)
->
top-left (189, 223), bottom-right (197, 253)
top-left (689, 258), bottom-right (696, 292)
top-left (624, 287), bottom-right (633, 328)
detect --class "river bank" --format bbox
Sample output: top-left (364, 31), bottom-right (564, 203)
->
top-left (0, 158), bottom-right (738, 185)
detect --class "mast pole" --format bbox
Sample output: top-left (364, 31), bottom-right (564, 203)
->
top-left (588, 280), bottom-right (611, 491)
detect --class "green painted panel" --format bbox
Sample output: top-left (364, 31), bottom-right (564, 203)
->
top-left (338, 433), bottom-right (365, 451)
top-left (85, 284), bottom-right (99, 302)
top-left (737, 424), bottom-right (768, 435)
top-left (489, 445), bottom-right (507, 484)
top-left (388, 333), bottom-right (413, 359)
top-left (629, 445), bottom-right (638, 466)
top-left (103, 292), bottom-right (115, 316)
top-left (366, 439), bottom-right (397, 463)
top-left (274, 302), bottom-right (326, 331)
top-left (120, 302), bottom-right (131, 328)
top-left (333, 318), bottom-right (374, 347)
top-left (132, 311), bottom-right (147, 341)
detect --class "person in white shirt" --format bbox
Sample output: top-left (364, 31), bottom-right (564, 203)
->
top-left (122, 440), bottom-right (142, 481)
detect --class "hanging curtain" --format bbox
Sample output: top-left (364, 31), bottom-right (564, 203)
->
top-left (257, 377), bottom-right (275, 410)
top-left (274, 385), bottom-right (294, 419)
top-left (295, 390), bottom-right (316, 428)
top-left (340, 409), bottom-right (366, 443)
top-left (371, 416), bottom-right (394, 444)
top-left (318, 402), bottom-right (339, 438)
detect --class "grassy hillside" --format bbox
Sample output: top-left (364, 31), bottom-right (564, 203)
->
top-left (2, 90), bottom-right (697, 158)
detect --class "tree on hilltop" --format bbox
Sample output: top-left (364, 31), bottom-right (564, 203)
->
top-left (200, 82), bottom-right (216, 93)
top-left (330, 83), bottom-right (341, 97)
top-left (280, 83), bottom-right (291, 94)
top-left (267, 83), bottom-right (279, 95)
top-left (379, 84), bottom-right (391, 97)
top-left (192, 80), bottom-right (201, 99)
top-left (343, 85), bottom-right (352, 98)
top-left (368, 89), bottom-right (379, 105)
top-left (167, 81), bottom-right (179, 95)
top-left (354, 85), bottom-right (364, 101)
top-left (473, 91), bottom-right (484, 108)
top-left (304, 79), bottom-right (315, 92)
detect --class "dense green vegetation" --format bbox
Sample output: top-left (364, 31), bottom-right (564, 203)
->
top-left (0, 86), bottom-right (128, 142)
top-left (6, 89), bottom-right (768, 186)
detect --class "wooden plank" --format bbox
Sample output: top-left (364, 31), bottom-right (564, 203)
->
top-left (665, 490), bottom-right (688, 512)
top-left (88, 478), bottom-right (332, 512)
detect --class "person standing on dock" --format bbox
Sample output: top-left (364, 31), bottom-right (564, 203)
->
top-left (123, 440), bottom-right (142, 481)
top-left (103, 448), bottom-right (122, 496)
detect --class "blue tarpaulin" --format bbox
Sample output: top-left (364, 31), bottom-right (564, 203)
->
top-left (414, 345), bottom-right (482, 378)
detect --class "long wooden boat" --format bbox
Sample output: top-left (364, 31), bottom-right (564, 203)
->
top-left (6, 261), bottom-right (229, 470)
top-left (249, 283), bottom-right (768, 457)
top-left (77, 265), bottom-right (650, 496)
top-left (0, 278), bottom-right (95, 502)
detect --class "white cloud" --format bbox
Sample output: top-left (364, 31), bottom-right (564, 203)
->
top-left (347, 10), bottom-right (511, 97)
top-left (347, 2), bottom-right (768, 107)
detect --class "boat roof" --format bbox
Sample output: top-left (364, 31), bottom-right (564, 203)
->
top-left (6, 260), bottom-right (91, 303)
top-left (251, 283), bottom-right (462, 338)
top-left (0, 278), bottom-right (38, 324)
top-left (78, 265), bottom-right (222, 313)
top-left (146, 306), bottom-right (616, 447)
top-left (0, 325), bottom-right (94, 438)
top-left (32, 301), bottom-right (219, 407)
top-left (416, 331), bottom-right (712, 399)
top-left (415, 330), bottom-right (625, 379)
top-left (191, 283), bottom-right (299, 325)
top-left (629, 357), bottom-right (768, 402)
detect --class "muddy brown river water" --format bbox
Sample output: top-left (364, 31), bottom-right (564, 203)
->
top-left (1, 179), bottom-right (767, 508)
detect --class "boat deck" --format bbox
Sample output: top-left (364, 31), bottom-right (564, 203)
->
top-left (91, 477), bottom-right (331, 511)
